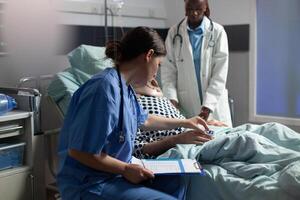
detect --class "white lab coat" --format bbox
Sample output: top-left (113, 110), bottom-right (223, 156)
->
top-left (161, 16), bottom-right (232, 127)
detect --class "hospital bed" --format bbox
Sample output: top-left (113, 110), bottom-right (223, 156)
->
top-left (32, 45), bottom-right (300, 200)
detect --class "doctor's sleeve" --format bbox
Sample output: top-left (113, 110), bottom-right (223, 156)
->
top-left (203, 27), bottom-right (229, 111)
top-left (160, 28), bottom-right (179, 102)
top-left (67, 90), bottom-right (118, 154)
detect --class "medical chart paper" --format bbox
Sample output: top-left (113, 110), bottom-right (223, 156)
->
top-left (131, 157), bottom-right (205, 175)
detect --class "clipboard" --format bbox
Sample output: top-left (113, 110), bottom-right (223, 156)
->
top-left (131, 157), bottom-right (205, 176)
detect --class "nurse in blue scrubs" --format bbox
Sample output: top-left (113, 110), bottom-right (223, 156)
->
top-left (57, 27), bottom-right (210, 200)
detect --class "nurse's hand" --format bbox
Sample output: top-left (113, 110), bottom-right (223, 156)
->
top-left (184, 116), bottom-right (209, 131)
top-left (174, 130), bottom-right (213, 145)
top-left (122, 164), bottom-right (154, 184)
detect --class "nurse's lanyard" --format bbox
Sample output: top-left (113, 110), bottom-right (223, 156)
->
top-left (117, 67), bottom-right (125, 143)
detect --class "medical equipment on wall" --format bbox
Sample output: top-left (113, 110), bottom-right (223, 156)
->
top-left (103, 0), bottom-right (125, 43)
top-left (111, 0), bottom-right (125, 11)
top-left (172, 17), bottom-right (215, 63)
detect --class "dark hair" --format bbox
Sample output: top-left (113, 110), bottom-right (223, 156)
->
top-left (105, 27), bottom-right (166, 64)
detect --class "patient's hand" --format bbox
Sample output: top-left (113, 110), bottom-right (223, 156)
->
top-left (185, 116), bottom-right (209, 131)
top-left (207, 120), bottom-right (228, 127)
top-left (122, 164), bottom-right (154, 184)
top-left (174, 130), bottom-right (213, 145)
top-left (170, 99), bottom-right (179, 109)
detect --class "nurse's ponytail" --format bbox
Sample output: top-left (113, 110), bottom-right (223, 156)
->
top-left (105, 26), bottom-right (166, 65)
top-left (105, 41), bottom-right (123, 64)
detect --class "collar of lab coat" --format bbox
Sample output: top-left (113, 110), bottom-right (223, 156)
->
top-left (182, 16), bottom-right (212, 35)
top-left (180, 16), bottom-right (212, 58)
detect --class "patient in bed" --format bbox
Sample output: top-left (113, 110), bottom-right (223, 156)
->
top-left (133, 79), bottom-right (300, 200)
top-left (133, 79), bottom-right (225, 159)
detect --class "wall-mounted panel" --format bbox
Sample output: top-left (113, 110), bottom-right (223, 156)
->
top-left (57, 25), bottom-right (169, 54)
top-left (57, 24), bottom-right (248, 54)
top-left (224, 24), bottom-right (249, 51)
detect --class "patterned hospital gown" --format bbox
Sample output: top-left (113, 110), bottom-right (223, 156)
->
top-left (133, 95), bottom-right (186, 158)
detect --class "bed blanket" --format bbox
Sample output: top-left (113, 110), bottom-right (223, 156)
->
top-left (160, 123), bottom-right (300, 200)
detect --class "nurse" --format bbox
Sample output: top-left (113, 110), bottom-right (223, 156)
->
top-left (57, 27), bottom-right (209, 200)
top-left (161, 0), bottom-right (232, 127)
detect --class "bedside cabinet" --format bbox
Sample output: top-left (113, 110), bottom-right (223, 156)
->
top-left (0, 111), bottom-right (35, 200)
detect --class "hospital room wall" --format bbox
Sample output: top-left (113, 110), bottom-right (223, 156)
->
top-left (0, 0), bottom-right (69, 87)
top-left (0, 0), bottom-right (167, 87)
top-left (0, 0), bottom-right (248, 89)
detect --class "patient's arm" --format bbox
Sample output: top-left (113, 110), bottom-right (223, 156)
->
top-left (133, 94), bottom-right (211, 158)
top-left (141, 130), bottom-right (212, 157)
top-left (141, 114), bottom-right (209, 132)
top-left (68, 149), bottom-right (154, 184)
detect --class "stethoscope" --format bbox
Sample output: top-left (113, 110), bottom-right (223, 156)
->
top-left (117, 67), bottom-right (125, 143)
top-left (171, 17), bottom-right (215, 63)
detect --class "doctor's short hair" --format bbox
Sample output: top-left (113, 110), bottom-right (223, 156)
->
top-left (105, 26), bottom-right (166, 64)
top-left (184, 0), bottom-right (210, 17)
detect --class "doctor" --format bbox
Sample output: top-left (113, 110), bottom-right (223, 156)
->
top-left (161, 0), bottom-right (232, 127)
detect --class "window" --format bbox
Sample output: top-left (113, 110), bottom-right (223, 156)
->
top-left (253, 0), bottom-right (300, 125)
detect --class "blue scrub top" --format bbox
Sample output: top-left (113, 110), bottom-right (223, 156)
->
top-left (187, 21), bottom-right (205, 104)
top-left (57, 67), bottom-right (148, 198)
